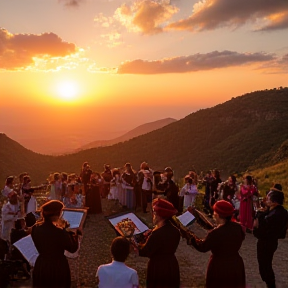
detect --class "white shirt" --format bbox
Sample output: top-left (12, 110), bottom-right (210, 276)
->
top-left (26, 195), bottom-right (37, 214)
top-left (141, 169), bottom-right (153, 191)
top-left (2, 186), bottom-right (13, 198)
top-left (96, 261), bottom-right (138, 288)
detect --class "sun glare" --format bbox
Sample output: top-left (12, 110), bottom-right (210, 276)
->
top-left (56, 81), bottom-right (79, 101)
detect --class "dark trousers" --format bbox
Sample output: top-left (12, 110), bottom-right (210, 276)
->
top-left (142, 189), bottom-right (152, 212)
top-left (257, 239), bottom-right (278, 288)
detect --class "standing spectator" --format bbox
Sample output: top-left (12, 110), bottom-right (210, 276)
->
top-left (152, 171), bottom-right (165, 199)
top-left (209, 170), bottom-right (222, 213)
top-left (2, 176), bottom-right (15, 198)
top-left (203, 171), bottom-right (213, 215)
top-left (1, 191), bottom-right (20, 240)
top-left (96, 237), bottom-right (139, 288)
top-left (109, 168), bottom-right (122, 201)
top-left (61, 172), bottom-right (68, 200)
top-left (239, 175), bottom-right (258, 232)
top-left (253, 184), bottom-right (288, 288)
top-left (138, 162), bottom-right (153, 213)
top-left (137, 198), bottom-right (180, 288)
top-left (87, 172), bottom-right (102, 214)
top-left (160, 167), bottom-right (179, 211)
top-left (101, 164), bottom-right (113, 199)
top-left (80, 162), bottom-right (92, 196)
top-left (121, 163), bottom-right (136, 210)
top-left (22, 175), bottom-right (43, 214)
top-left (180, 176), bottom-right (198, 211)
top-left (31, 200), bottom-right (79, 288)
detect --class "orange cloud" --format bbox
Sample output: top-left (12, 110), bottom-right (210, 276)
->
top-left (117, 51), bottom-right (275, 74)
top-left (0, 29), bottom-right (77, 70)
top-left (115, 0), bottom-right (179, 35)
top-left (167, 0), bottom-right (288, 32)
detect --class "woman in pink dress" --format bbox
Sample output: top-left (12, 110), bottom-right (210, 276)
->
top-left (239, 175), bottom-right (258, 232)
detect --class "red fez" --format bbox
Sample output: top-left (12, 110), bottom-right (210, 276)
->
top-left (153, 198), bottom-right (178, 219)
top-left (213, 200), bottom-right (234, 218)
top-left (41, 200), bottom-right (64, 217)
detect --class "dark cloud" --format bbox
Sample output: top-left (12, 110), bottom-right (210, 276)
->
top-left (117, 50), bottom-right (275, 74)
top-left (167, 0), bottom-right (288, 32)
top-left (0, 29), bottom-right (76, 70)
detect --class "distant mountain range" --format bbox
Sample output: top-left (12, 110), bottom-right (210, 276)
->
top-left (76, 118), bottom-right (177, 151)
top-left (1, 87), bottom-right (288, 185)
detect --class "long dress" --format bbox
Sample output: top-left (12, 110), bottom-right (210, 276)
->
top-left (1, 201), bottom-right (19, 240)
top-left (179, 183), bottom-right (198, 210)
top-left (31, 221), bottom-right (79, 288)
top-left (139, 220), bottom-right (180, 288)
top-left (188, 221), bottom-right (246, 288)
top-left (121, 172), bottom-right (136, 210)
top-left (86, 181), bottom-right (102, 214)
top-left (239, 184), bottom-right (258, 230)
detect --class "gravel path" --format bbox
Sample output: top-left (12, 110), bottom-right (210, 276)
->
top-left (10, 199), bottom-right (288, 288)
top-left (76, 199), bottom-right (288, 288)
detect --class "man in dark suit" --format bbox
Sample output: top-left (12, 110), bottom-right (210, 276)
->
top-left (253, 184), bottom-right (288, 288)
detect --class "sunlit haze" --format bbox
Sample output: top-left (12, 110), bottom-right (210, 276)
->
top-left (0, 0), bottom-right (287, 154)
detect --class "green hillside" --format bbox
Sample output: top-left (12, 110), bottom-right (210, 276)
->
top-left (250, 159), bottom-right (288, 207)
top-left (1, 87), bottom-right (288, 185)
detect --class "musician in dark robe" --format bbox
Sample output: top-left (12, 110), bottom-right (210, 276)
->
top-left (253, 185), bottom-right (288, 288)
top-left (182, 200), bottom-right (246, 288)
top-left (138, 198), bottom-right (180, 288)
top-left (31, 200), bottom-right (79, 288)
top-left (101, 164), bottom-right (113, 198)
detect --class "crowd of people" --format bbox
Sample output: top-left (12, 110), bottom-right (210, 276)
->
top-left (0, 162), bottom-right (288, 288)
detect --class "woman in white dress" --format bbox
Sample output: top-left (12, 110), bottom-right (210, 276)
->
top-left (108, 169), bottom-right (122, 201)
top-left (1, 191), bottom-right (20, 240)
top-left (180, 176), bottom-right (198, 211)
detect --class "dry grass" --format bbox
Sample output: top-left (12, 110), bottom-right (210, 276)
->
top-left (251, 160), bottom-right (288, 207)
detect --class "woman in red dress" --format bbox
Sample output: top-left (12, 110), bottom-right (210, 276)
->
top-left (239, 175), bottom-right (258, 232)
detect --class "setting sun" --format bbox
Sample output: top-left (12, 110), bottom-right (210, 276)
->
top-left (56, 81), bottom-right (79, 100)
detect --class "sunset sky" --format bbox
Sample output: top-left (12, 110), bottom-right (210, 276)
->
top-left (0, 0), bottom-right (288, 154)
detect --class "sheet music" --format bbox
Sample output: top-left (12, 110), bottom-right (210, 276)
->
top-left (177, 211), bottom-right (195, 226)
top-left (13, 235), bottom-right (39, 267)
top-left (62, 210), bottom-right (84, 228)
top-left (108, 212), bottom-right (149, 235)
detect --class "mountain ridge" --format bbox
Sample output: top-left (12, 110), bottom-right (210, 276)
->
top-left (1, 87), bottom-right (288, 184)
top-left (76, 117), bottom-right (177, 151)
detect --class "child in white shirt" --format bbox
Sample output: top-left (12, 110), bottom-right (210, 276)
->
top-left (96, 237), bottom-right (139, 288)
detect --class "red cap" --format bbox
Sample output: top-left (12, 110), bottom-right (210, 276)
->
top-left (213, 200), bottom-right (234, 217)
top-left (153, 198), bottom-right (178, 219)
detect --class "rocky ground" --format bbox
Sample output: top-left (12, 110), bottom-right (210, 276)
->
top-left (9, 198), bottom-right (288, 288)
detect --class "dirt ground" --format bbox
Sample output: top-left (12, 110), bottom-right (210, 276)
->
top-left (76, 199), bottom-right (288, 288)
top-left (7, 199), bottom-right (288, 288)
